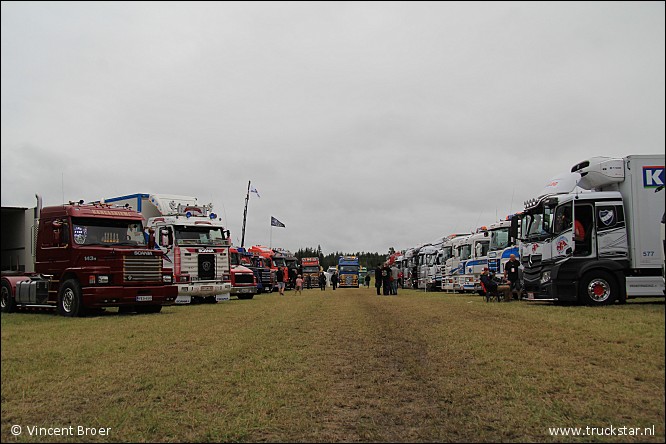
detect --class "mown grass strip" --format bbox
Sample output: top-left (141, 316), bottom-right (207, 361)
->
top-left (2, 289), bottom-right (664, 442)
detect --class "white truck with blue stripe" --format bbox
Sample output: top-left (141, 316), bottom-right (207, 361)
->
top-left (487, 219), bottom-right (520, 276)
top-left (442, 234), bottom-right (471, 292)
top-left (459, 229), bottom-right (490, 293)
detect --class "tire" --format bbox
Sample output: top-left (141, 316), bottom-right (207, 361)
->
top-left (1, 281), bottom-right (16, 313)
top-left (205, 296), bottom-right (218, 304)
top-left (58, 279), bottom-right (85, 317)
top-left (579, 271), bottom-right (618, 306)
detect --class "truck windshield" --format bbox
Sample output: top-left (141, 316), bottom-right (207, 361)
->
top-left (303, 266), bottom-right (319, 273)
top-left (459, 245), bottom-right (472, 260)
top-left (174, 226), bottom-right (226, 246)
top-left (273, 258), bottom-right (286, 267)
top-left (489, 228), bottom-right (510, 251)
top-left (524, 208), bottom-right (553, 240)
top-left (230, 252), bottom-right (241, 266)
top-left (475, 240), bottom-right (490, 257)
top-left (72, 218), bottom-right (146, 246)
top-left (439, 247), bottom-right (452, 263)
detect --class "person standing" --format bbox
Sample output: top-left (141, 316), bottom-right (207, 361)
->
top-left (382, 264), bottom-right (391, 295)
top-left (295, 275), bottom-right (303, 295)
top-left (390, 264), bottom-right (399, 295)
top-left (305, 274), bottom-right (311, 290)
top-left (375, 265), bottom-right (382, 295)
top-left (318, 271), bottom-right (326, 291)
top-left (331, 271), bottom-right (339, 290)
top-left (276, 267), bottom-right (285, 295)
top-left (503, 254), bottom-right (521, 300)
top-left (364, 273), bottom-right (371, 287)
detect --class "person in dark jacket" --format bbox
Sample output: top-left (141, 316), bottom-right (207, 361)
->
top-left (375, 265), bottom-right (382, 295)
top-left (318, 271), bottom-right (326, 291)
top-left (480, 267), bottom-right (498, 301)
top-left (382, 264), bottom-right (391, 295)
top-left (331, 271), bottom-right (339, 290)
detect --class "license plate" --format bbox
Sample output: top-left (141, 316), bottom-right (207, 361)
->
top-left (216, 294), bottom-right (230, 302)
top-left (527, 292), bottom-right (534, 300)
top-left (136, 295), bottom-right (152, 302)
top-left (201, 286), bottom-right (213, 291)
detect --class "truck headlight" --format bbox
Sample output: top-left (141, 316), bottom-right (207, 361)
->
top-left (541, 271), bottom-right (551, 284)
top-left (97, 275), bottom-right (109, 284)
top-left (163, 274), bottom-right (173, 283)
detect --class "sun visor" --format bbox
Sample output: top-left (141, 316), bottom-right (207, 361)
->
top-left (536, 172), bottom-right (581, 198)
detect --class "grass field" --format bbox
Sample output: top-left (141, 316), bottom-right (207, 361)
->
top-left (1, 287), bottom-right (664, 443)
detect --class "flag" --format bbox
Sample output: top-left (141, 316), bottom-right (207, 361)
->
top-left (250, 186), bottom-right (260, 198)
top-left (271, 216), bottom-right (285, 228)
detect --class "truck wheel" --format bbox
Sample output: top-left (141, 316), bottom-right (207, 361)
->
top-left (1, 281), bottom-right (16, 313)
top-left (579, 271), bottom-right (618, 306)
top-left (58, 279), bottom-right (85, 317)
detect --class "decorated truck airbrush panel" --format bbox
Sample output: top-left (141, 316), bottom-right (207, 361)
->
top-left (102, 194), bottom-right (231, 303)
top-left (301, 257), bottom-right (320, 288)
top-left (338, 256), bottom-right (360, 288)
top-left (1, 197), bottom-right (177, 316)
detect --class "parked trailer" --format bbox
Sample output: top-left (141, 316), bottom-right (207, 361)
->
top-left (229, 246), bottom-right (258, 299)
top-left (338, 256), bottom-right (360, 288)
top-left (102, 194), bottom-right (232, 304)
top-left (442, 234), bottom-right (471, 292)
top-left (1, 197), bottom-right (177, 316)
top-left (301, 257), bottom-right (320, 289)
top-left (459, 228), bottom-right (490, 293)
top-left (518, 155), bottom-right (664, 304)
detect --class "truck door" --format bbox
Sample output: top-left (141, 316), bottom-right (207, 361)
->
top-left (36, 218), bottom-right (70, 278)
top-left (552, 203), bottom-right (575, 259)
top-left (594, 202), bottom-right (628, 259)
top-left (573, 203), bottom-right (595, 257)
top-left (157, 226), bottom-right (174, 271)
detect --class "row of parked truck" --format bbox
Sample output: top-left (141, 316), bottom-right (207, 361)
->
top-left (0, 193), bottom-right (310, 316)
top-left (389, 155), bottom-right (665, 305)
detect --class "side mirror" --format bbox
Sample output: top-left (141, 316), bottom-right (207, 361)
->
top-left (510, 216), bottom-right (519, 242)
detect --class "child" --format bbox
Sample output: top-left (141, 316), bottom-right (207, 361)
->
top-left (295, 275), bottom-right (303, 295)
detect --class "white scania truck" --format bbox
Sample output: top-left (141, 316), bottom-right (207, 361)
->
top-left (517, 155), bottom-right (664, 305)
top-left (102, 194), bottom-right (232, 304)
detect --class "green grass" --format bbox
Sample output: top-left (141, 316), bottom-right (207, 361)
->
top-left (1, 288), bottom-right (664, 442)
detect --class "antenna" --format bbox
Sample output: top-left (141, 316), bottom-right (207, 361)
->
top-left (61, 172), bottom-right (65, 205)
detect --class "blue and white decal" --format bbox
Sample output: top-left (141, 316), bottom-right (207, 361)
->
top-left (643, 166), bottom-right (664, 188)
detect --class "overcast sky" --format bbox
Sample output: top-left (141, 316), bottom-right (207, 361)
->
top-left (2, 2), bottom-right (664, 255)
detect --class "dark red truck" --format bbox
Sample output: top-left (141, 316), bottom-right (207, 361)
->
top-left (1, 199), bottom-right (177, 316)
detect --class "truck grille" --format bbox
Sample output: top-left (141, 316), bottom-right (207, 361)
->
top-left (124, 256), bottom-right (162, 282)
top-left (234, 273), bottom-right (254, 285)
top-left (521, 255), bottom-right (542, 287)
top-left (260, 270), bottom-right (271, 283)
top-left (199, 254), bottom-right (216, 280)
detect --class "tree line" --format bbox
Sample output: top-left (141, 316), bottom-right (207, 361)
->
top-left (294, 245), bottom-right (388, 270)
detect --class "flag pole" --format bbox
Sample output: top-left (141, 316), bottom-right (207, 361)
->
top-left (270, 224), bottom-right (273, 249)
top-left (241, 180), bottom-right (250, 248)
